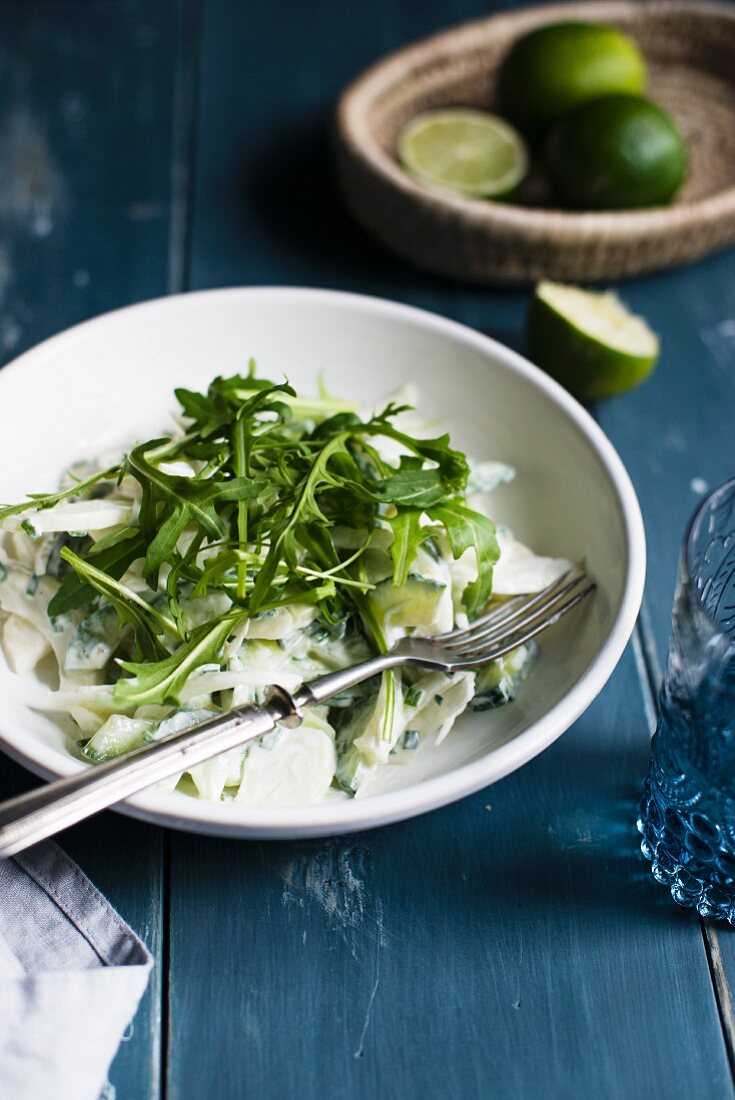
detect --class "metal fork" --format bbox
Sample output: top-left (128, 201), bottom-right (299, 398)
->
top-left (0, 569), bottom-right (593, 858)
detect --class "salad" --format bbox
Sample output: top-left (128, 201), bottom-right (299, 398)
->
top-left (0, 369), bottom-right (569, 805)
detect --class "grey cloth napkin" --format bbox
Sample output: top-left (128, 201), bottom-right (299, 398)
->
top-left (0, 841), bottom-right (153, 1100)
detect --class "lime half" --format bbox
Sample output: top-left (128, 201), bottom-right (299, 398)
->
top-left (527, 281), bottom-right (660, 400)
top-left (397, 109), bottom-right (528, 199)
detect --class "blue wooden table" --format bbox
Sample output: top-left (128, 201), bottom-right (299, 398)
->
top-left (1, 2), bottom-right (734, 1096)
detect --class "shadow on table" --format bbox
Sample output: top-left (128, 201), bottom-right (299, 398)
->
top-left (244, 117), bottom-right (392, 285)
top-left (454, 734), bottom-right (693, 928)
top-left (236, 113), bottom-right (527, 356)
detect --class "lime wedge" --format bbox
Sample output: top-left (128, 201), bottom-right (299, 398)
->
top-left (527, 281), bottom-right (660, 400)
top-left (397, 109), bottom-right (528, 199)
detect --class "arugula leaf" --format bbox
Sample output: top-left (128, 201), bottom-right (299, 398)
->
top-left (0, 464), bottom-right (121, 521)
top-left (48, 527), bottom-right (146, 617)
top-left (365, 422), bottom-right (469, 498)
top-left (429, 501), bottom-right (499, 616)
top-left (248, 429), bottom-right (354, 613)
top-left (58, 548), bottom-right (176, 661)
top-left (233, 414), bottom-right (248, 599)
top-left (174, 375), bottom-right (296, 439)
top-left (378, 468), bottom-right (445, 508)
top-left (114, 617), bottom-right (236, 707)
top-left (386, 510), bottom-right (426, 587)
top-left (2, 366), bottom-right (500, 709)
top-left (125, 442), bottom-right (260, 582)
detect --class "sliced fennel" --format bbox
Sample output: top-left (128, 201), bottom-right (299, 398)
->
top-left (0, 370), bottom-right (573, 804)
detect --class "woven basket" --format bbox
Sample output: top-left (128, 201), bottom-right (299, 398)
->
top-left (334, 1), bottom-right (735, 284)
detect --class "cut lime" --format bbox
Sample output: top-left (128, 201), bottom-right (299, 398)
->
top-left (527, 281), bottom-right (660, 400)
top-left (397, 109), bottom-right (528, 199)
top-left (498, 21), bottom-right (646, 135)
top-left (545, 94), bottom-right (687, 210)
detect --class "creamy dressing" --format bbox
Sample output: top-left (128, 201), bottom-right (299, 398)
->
top-left (0, 387), bottom-right (572, 804)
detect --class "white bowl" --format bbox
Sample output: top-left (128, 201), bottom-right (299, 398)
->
top-left (0, 288), bottom-right (645, 838)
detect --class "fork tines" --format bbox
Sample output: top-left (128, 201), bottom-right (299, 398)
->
top-left (438, 569), bottom-right (595, 668)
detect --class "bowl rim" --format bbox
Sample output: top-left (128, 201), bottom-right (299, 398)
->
top-left (336, 0), bottom-right (735, 237)
top-left (0, 286), bottom-right (646, 838)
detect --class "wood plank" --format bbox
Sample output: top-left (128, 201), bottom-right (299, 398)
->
top-left (593, 255), bottom-right (735, 666)
top-left (0, 3), bottom-right (180, 1095)
top-left (167, 647), bottom-right (731, 1099)
top-left (166, 1), bottom-right (733, 1095)
top-left (593, 251), bottom-right (735, 1062)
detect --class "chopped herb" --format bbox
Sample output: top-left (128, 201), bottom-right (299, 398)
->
top-left (25, 573), bottom-right (39, 596)
top-left (402, 730), bottom-right (421, 750)
top-left (259, 730), bottom-right (282, 751)
top-left (329, 692), bottom-right (359, 708)
top-left (404, 686), bottom-right (423, 708)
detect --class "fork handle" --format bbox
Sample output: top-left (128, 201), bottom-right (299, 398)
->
top-left (0, 694), bottom-right (295, 859)
top-left (0, 650), bottom-right (404, 859)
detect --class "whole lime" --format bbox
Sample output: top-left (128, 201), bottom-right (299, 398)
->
top-left (497, 21), bottom-right (646, 135)
top-left (545, 94), bottom-right (687, 209)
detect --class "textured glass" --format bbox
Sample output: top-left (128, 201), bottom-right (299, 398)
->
top-left (639, 479), bottom-right (735, 922)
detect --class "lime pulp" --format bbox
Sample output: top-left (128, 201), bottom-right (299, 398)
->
top-left (527, 280), bottom-right (660, 400)
top-left (397, 108), bottom-right (528, 199)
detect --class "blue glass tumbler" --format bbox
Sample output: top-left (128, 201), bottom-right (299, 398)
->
top-left (639, 478), bottom-right (735, 922)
